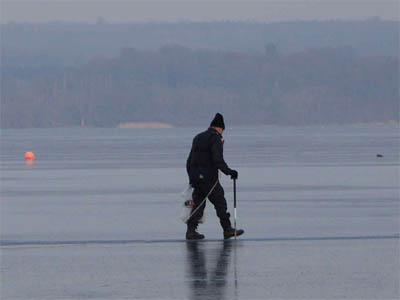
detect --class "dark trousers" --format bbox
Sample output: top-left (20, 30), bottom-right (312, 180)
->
top-left (187, 180), bottom-right (232, 231)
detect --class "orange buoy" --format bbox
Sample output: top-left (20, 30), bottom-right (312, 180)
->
top-left (24, 151), bottom-right (36, 161)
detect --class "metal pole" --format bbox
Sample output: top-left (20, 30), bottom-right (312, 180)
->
top-left (233, 178), bottom-right (237, 239)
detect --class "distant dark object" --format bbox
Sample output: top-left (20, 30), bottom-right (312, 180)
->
top-left (376, 154), bottom-right (384, 158)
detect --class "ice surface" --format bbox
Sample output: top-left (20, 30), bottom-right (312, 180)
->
top-left (1, 239), bottom-right (399, 299)
top-left (1, 125), bottom-right (399, 299)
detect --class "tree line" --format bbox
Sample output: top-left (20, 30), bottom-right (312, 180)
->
top-left (1, 45), bottom-right (398, 128)
top-left (1, 19), bottom-right (398, 67)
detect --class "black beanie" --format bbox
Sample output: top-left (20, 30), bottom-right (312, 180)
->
top-left (210, 113), bottom-right (225, 130)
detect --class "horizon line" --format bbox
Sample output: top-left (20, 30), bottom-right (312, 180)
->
top-left (1, 16), bottom-right (398, 26)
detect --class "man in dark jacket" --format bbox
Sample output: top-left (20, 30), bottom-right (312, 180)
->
top-left (186, 113), bottom-right (244, 240)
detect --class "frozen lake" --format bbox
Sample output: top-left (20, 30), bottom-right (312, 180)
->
top-left (1, 125), bottom-right (399, 299)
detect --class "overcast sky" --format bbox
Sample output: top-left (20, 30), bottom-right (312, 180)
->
top-left (1, 0), bottom-right (399, 23)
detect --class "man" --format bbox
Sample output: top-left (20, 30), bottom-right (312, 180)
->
top-left (186, 113), bottom-right (244, 240)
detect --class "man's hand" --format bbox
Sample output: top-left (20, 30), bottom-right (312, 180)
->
top-left (230, 169), bottom-right (238, 180)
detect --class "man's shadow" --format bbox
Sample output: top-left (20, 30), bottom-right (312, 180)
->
top-left (185, 241), bottom-right (235, 300)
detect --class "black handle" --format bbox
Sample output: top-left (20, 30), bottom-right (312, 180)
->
top-left (233, 178), bottom-right (237, 209)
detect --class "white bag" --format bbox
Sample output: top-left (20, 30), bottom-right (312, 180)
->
top-left (180, 185), bottom-right (205, 224)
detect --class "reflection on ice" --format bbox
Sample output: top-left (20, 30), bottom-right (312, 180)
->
top-left (186, 241), bottom-right (234, 300)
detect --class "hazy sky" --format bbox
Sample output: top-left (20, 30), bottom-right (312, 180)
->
top-left (1, 0), bottom-right (399, 23)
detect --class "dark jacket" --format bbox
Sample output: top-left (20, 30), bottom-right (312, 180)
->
top-left (186, 127), bottom-right (233, 184)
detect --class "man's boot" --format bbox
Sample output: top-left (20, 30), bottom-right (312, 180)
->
top-left (223, 228), bottom-right (244, 239)
top-left (186, 226), bottom-right (205, 240)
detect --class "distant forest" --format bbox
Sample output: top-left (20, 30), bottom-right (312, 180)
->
top-left (1, 20), bottom-right (399, 128)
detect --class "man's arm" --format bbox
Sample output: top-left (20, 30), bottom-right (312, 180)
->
top-left (210, 135), bottom-right (233, 175)
top-left (186, 148), bottom-right (192, 176)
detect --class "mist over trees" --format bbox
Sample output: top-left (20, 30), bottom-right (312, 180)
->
top-left (1, 20), bottom-right (399, 128)
top-left (1, 19), bottom-right (398, 67)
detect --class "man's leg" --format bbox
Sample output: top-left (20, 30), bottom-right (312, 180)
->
top-left (208, 183), bottom-right (245, 239)
top-left (186, 182), bottom-right (207, 239)
top-left (208, 183), bottom-right (232, 231)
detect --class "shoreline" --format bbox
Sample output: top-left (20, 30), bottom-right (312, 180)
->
top-left (117, 122), bottom-right (174, 129)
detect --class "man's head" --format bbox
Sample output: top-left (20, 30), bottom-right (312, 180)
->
top-left (210, 113), bottom-right (225, 134)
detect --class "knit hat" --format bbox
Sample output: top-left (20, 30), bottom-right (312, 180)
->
top-left (210, 113), bottom-right (225, 130)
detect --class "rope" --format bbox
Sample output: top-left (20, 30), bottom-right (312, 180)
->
top-left (186, 179), bottom-right (219, 223)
